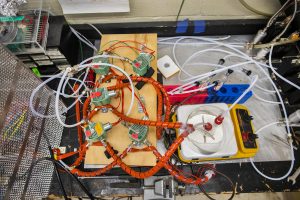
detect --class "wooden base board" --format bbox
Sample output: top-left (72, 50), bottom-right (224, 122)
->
top-left (85, 33), bottom-right (158, 167)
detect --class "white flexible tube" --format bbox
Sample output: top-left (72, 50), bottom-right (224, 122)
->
top-left (73, 54), bottom-right (126, 99)
top-left (269, 45), bottom-right (300, 91)
top-left (185, 62), bottom-right (225, 68)
top-left (159, 41), bottom-right (244, 48)
top-left (170, 84), bottom-right (215, 95)
top-left (78, 62), bottom-right (135, 116)
top-left (87, 23), bottom-right (103, 37)
top-left (30, 72), bottom-right (63, 118)
top-left (163, 36), bottom-right (294, 181)
top-left (255, 121), bottom-right (300, 134)
top-left (252, 91), bottom-right (281, 104)
top-left (255, 121), bottom-right (282, 135)
top-left (169, 61), bottom-right (253, 94)
top-left (158, 35), bottom-right (232, 42)
top-left (222, 75), bottom-right (258, 115)
top-left (249, 142), bottom-right (294, 181)
top-left (235, 71), bottom-right (276, 94)
top-left (55, 69), bottom-right (84, 128)
top-left (39, 75), bottom-right (88, 98)
top-left (70, 26), bottom-right (98, 52)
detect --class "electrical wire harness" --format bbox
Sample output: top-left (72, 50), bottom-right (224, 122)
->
top-left (29, 9), bottom-right (300, 196)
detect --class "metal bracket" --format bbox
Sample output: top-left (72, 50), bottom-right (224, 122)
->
top-left (143, 176), bottom-right (177, 200)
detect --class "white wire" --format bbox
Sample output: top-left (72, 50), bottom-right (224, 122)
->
top-left (86, 23), bottom-right (103, 37)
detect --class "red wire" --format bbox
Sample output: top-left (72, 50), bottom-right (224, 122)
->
top-left (107, 45), bottom-right (143, 53)
top-left (106, 40), bottom-right (155, 53)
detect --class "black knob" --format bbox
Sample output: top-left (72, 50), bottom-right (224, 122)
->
top-left (241, 113), bottom-right (253, 123)
top-left (248, 133), bottom-right (258, 141)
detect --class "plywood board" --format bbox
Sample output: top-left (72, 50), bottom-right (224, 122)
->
top-left (85, 33), bottom-right (158, 167)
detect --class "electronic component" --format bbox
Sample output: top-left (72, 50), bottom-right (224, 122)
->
top-left (128, 123), bottom-right (149, 145)
top-left (92, 56), bottom-right (110, 75)
top-left (252, 29), bottom-right (267, 45)
top-left (132, 53), bottom-right (152, 76)
top-left (84, 122), bottom-right (112, 142)
top-left (230, 104), bottom-right (258, 158)
top-left (90, 87), bottom-right (117, 106)
top-left (174, 104), bottom-right (257, 162)
top-left (176, 103), bottom-right (237, 162)
top-left (157, 55), bottom-right (180, 79)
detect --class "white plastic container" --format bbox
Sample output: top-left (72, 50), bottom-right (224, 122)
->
top-left (177, 103), bottom-right (238, 160)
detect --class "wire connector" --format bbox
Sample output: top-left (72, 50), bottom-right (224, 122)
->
top-left (204, 170), bottom-right (216, 180)
top-left (242, 68), bottom-right (252, 76)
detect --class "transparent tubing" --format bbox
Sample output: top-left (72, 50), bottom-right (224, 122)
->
top-left (78, 62), bottom-right (135, 116)
top-left (269, 45), bottom-right (300, 91)
top-left (222, 75), bottom-right (258, 116)
top-left (163, 36), bottom-right (294, 180)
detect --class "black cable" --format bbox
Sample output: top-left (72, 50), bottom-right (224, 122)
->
top-left (176, 0), bottom-right (186, 21)
top-left (14, 156), bottom-right (95, 199)
top-left (43, 157), bottom-right (95, 200)
top-left (49, 146), bottom-right (69, 200)
top-left (190, 165), bottom-right (235, 200)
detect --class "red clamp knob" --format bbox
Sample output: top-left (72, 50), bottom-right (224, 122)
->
top-left (204, 123), bottom-right (212, 131)
top-left (214, 115), bottom-right (224, 125)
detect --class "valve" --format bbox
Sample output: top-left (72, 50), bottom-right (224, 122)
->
top-left (90, 87), bottom-right (117, 106)
top-left (128, 123), bottom-right (149, 145)
top-left (132, 53), bottom-right (152, 76)
top-left (92, 54), bottom-right (110, 75)
top-left (84, 122), bottom-right (112, 142)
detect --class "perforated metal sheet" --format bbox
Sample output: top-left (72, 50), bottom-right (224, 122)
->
top-left (0, 44), bottom-right (65, 200)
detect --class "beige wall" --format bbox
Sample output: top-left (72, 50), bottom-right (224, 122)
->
top-left (22, 0), bottom-right (281, 24)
